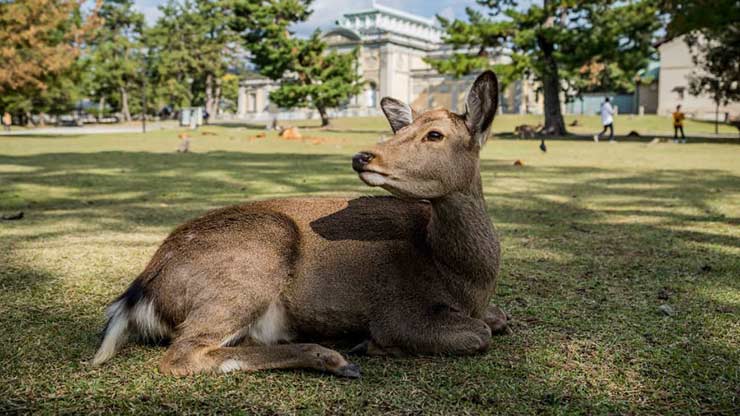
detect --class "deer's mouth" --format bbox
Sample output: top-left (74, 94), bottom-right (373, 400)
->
top-left (358, 170), bottom-right (388, 186)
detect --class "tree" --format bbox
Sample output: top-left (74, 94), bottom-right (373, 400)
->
top-left (88, 0), bottom-right (145, 122)
top-left (428, 0), bottom-right (660, 135)
top-left (687, 32), bottom-right (739, 133)
top-left (231, 0), bottom-right (363, 127)
top-left (146, 0), bottom-right (237, 118)
top-left (661, 0), bottom-right (740, 131)
top-left (0, 0), bottom-right (100, 121)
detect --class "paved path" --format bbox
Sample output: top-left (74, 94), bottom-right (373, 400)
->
top-left (0, 122), bottom-right (176, 136)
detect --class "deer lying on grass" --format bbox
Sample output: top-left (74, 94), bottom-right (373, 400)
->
top-left (92, 71), bottom-right (509, 378)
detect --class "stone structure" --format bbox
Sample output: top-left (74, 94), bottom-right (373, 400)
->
top-left (235, 3), bottom-right (539, 122)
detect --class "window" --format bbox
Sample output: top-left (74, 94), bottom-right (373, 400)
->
top-left (672, 86), bottom-right (685, 100)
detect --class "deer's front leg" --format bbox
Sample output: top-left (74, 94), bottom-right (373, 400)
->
top-left (362, 306), bottom-right (492, 356)
top-left (481, 304), bottom-right (512, 335)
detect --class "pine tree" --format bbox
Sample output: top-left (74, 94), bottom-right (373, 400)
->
top-left (88, 0), bottom-right (145, 122)
top-left (231, 0), bottom-right (363, 127)
top-left (146, 0), bottom-right (236, 117)
top-left (428, 0), bottom-right (660, 135)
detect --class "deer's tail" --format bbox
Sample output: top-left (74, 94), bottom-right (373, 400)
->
top-left (91, 280), bottom-right (169, 366)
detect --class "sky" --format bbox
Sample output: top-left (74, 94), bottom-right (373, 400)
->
top-left (132, 0), bottom-right (482, 35)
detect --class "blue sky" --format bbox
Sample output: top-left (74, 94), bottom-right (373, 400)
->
top-left (133, 0), bottom-right (483, 35)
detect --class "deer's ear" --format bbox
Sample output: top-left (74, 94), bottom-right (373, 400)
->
top-left (381, 97), bottom-right (417, 133)
top-left (464, 71), bottom-right (498, 147)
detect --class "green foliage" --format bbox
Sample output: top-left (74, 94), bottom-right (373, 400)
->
top-left (428, 0), bottom-right (661, 134)
top-left (220, 73), bottom-right (240, 110)
top-left (146, 0), bottom-right (238, 112)
top-left (87, 0), bottom-right (145, 120)
top-left (662, 0), bottom-right (740, 38)
top-left (431, 0), bottom-right (660, 93)
top-left (231, 0), bottom-right (363, 125)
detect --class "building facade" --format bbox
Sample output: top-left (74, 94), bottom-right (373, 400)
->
top-left (235, 3), bottom-right (539, 122)
top-left (657, 36), bottom-right (740, 119)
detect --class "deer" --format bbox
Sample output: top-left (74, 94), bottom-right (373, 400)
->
top-left (91, 71), bottom-right (509, 378)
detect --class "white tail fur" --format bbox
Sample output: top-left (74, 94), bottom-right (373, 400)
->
top-left (91, 300), bottom-right (129, 366)
top-left (91, 297), bottom-right (170, 366)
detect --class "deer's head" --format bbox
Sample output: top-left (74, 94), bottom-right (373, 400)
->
top-left (353, 71), bottom-right (498, 199)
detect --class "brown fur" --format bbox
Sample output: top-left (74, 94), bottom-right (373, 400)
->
top-left (92, 71), bottom-right (508, 378)
top-left (514, 124), bottom-right (542, 139)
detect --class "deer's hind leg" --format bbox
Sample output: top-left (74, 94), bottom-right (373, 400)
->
top-left (159, 303), bottom-right (360, 378)
top-left (160, 338), bottom-right (360, 378)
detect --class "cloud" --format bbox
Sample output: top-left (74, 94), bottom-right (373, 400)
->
top-left (130, 0), bottom-right (473, 34)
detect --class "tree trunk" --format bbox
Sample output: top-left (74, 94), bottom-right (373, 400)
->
top-left (540, 56), bottom-right (567, 136)
top-left (317, 105), bottom-right (330, 127)
top-left (214, 77), bottom-right (222, 116)
top-left (715, 101), bottom-right (719, 134)
top-left (205, 73), bottom-right (213, 124)
top-left (120, 86), bottom-right (131, 122)
top-left (538, 0), bottom-right (567, 136)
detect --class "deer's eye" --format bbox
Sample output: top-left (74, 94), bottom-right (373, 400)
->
top-left (424, 131), bottom-right (444, 142)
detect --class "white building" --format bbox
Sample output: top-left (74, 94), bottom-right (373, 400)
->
top-left (235, 3), bottom-right (537, 121)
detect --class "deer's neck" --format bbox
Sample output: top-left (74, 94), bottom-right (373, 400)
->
top-left (427, 172), bottom-right (500, 308)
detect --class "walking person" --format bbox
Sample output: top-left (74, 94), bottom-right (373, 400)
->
top-left (2, 112), bottom-right (11, 132)
top-left (594, 97), bottom-right (615, 143)
top-left (672, 105), bottom-right (686, 143)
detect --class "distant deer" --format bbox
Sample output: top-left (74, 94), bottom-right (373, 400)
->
top-left (92, 71), bottom-right (509, 378)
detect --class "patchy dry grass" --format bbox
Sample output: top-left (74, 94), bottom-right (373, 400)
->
top-left (0, 124), bottom-right (738, 415)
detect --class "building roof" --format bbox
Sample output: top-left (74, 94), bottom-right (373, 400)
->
top-left (333, 1), bottom-right (442, 45)
top-left (345, 2), bottom-right (437, 27)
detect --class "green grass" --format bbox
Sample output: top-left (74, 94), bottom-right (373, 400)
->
top-left (1, 124), bottom-right (738, 415)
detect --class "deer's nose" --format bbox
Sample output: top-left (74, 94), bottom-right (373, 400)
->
top-left (352, 152), bottom-right (375, 172)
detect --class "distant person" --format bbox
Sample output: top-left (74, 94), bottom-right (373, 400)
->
top-left (2, 112), bottom-right (11, 131)
top-left (672, 105), bottom-right (686, 143)
top-left (594, 97), bottom-right (615, 143)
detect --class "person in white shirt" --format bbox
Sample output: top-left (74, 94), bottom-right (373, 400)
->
top-left (594, 97), bottom-right (615, 142)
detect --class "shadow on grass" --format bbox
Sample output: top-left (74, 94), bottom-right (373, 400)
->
top-left (0, 150), bottom-right (738, 413)
top-left (494, 132), bottom-right (740, 144)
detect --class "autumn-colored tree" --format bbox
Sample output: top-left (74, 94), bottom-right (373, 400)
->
top-left (0, 0), bottom-right (100, 93)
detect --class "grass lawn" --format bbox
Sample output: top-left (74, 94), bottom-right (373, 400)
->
top-left (1, 124), bottom-right (738, 415)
